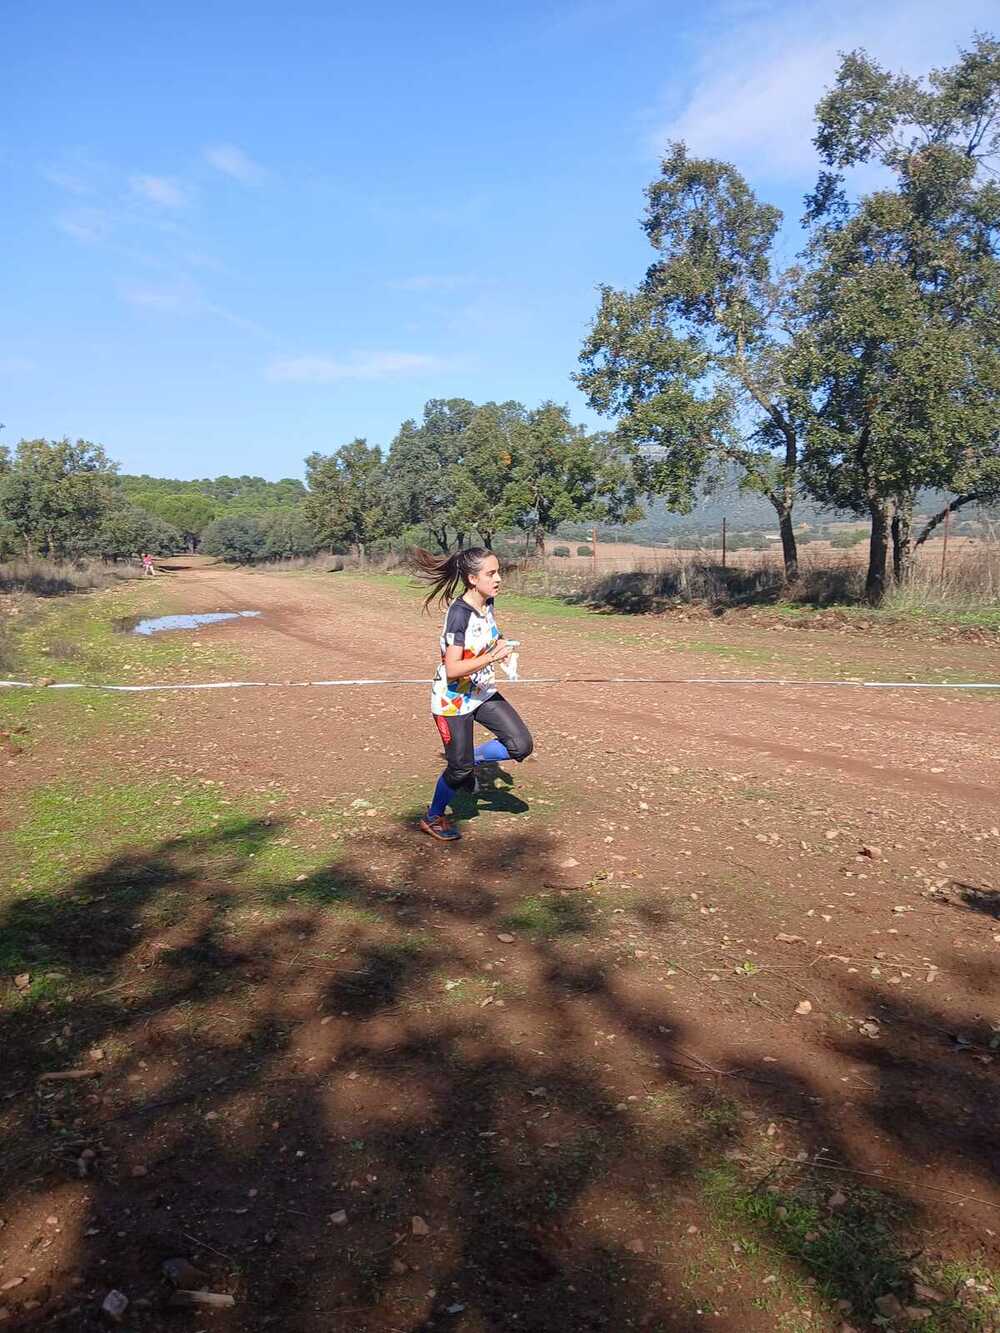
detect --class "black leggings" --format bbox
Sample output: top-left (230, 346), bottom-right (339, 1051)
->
top-left (434, 693), bottom-right (533, 791)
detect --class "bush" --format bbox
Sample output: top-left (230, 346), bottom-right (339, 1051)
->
top-left (261, 510), bottom-right (321, 560)
top-left (200, 515), bottom-right (266, 563)
top-left (552, 546), bottom-right (571, 557)
top-left (577, 545), bottom-right (593, 556)
top-left (830, 528), bottom-right (868, 549)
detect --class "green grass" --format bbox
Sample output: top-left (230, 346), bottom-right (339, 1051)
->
top-left (0, 576), bottom-right (256, 747)
top-left (0, 777), bottom-right (354, 988)
top-left (700, 1163), bottom-right (1000, 1331)
top-left (772, 598), bottom-right (1000, 632)
top-left (500, 893), bottom-right (592, 937)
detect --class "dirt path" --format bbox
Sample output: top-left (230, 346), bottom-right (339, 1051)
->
top-left (2, 564), bottom-right (998, 1332)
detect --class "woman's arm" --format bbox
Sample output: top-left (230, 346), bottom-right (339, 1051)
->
top-left (443, 640), bottom-right (512, 681)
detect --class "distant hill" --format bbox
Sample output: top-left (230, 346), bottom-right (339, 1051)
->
top-left (118, 474), bottom-right (306, 514)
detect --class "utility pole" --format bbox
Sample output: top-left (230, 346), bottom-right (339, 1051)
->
top-left (591, 525), bottom-right (598, 577)
top-left (940, 505), bottom-right (951, 582)
top-left (722, 517), bottom-right (727, 571)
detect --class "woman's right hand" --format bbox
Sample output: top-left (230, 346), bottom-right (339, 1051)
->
top-left (490, 642), bottom-right (514, 663)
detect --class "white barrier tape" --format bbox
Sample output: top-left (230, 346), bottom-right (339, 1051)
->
top-left (2, 676), bottom-right (999, 693)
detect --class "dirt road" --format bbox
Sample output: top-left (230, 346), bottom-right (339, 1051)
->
top-left (2, 562), bottom-right (998, 1331)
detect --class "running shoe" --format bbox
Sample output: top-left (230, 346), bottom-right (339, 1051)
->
top-left (419, 814), bottom-right (461, 842)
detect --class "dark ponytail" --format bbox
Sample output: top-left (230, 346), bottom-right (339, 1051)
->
top-left (410, 546), bottom-right (491, 612)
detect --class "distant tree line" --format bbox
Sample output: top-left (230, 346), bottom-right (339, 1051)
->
top-left (0, 398), bottom-right (637, 568)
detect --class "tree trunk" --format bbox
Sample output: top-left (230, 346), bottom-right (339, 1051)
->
top-left (891, 495), bottom-right (913, 585)
top-left (769, 498), bottom-right (799, 583)
top-left (534, 527), bottom-right (546, 556)
top-left (481, 531), bottom-right (493, 550)
top-left (866, 502), bottom-right (890, 604)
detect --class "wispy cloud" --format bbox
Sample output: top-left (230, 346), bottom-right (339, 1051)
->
top-left (118, 278), bottom-right (270, 338)
top-left (41, 166), bottom-right (94, 195)
top-left (120, 277), bottom-right (198, 313)
top-left (650, 0), bottom-right (998, 181)
top-left (265, 351), bottom-right (445, 383)
top-left (55, 207), bottom-right (113, 244)
top-left (204, 143), bottom-right (266, 184)
top-left (130, 174), bottom-right (188, 208)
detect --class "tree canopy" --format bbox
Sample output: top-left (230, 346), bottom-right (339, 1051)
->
top-left (578, 34), bottom-right (1000, 600)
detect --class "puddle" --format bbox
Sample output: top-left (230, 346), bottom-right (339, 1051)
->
top-left (122, 611), bottom-right (262, 636)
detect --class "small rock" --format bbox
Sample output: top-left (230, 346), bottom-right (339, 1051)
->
top-left (329, 1210), bottom-right (348, 1226)
top-left (162, 1258), bottom-right (208, 1288)
top-left (13, 974), bottom-right (30, 991)
top-left (411, 1215), bottom-right (430, 1236)
top-left (860, 845), bottom-right (882, 860)
top-left (446, 1304), bottom-right (466, 1315)
top-left (904, 1308), bottom-right (932, 1322)
top-left (0, 1280), bottom-right (23, 1293)
top-left (130, 1165), bottom-right (147, 1178)
top-left (827, 1191), bottom-right (847, 1210)
top-left (626, 1238), bottom-right (645, 1253)
top-left (775, 933), bottom-right (806, 944)
top-left (859, 1021), bottom-right (881, 1039)
top-left (559, 858), bottom-right (579, 869)
top-left (795, 1000), bottom-right (813, 1016)
top-left (875, 1293), bottom-right (904, 1318)
top-left (102, 1289), bottom-right (129, 1321)
top-left (391, 1259), bottom-right (408, 1275)
top-left (913, 1283), bottom-right (945, 1303)
top-left (496, 933), bottom-right (515, 944)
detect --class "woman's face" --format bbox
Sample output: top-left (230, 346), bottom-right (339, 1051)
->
top-left (468, 554), bottom-right (502, 599)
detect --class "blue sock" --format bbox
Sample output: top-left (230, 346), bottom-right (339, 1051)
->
top-left (428, 773), bottom-right (455, 819)
top-left (474, 739), bottom-right (510, 764)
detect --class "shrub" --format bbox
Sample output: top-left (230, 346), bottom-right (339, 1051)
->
top-left (200, 515), bottom-right (266, 563)
top-left (830, 528), bottom-right (867, 549)
top-left (552, 546), bottom-right (571, 557)
top-left (577, 545), bottom-right (593, 556)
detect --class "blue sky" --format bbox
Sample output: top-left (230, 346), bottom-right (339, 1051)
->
top-left (2, 0), bottom-right (995, 479)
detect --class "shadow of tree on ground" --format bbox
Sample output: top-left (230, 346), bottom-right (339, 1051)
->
top-left (1, 819), bottom-right (998, 1331)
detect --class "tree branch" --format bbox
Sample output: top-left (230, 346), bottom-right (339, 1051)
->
top-left (913, 492), bottom-right (981, 547)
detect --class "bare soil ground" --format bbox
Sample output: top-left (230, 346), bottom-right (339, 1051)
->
top-left (1, 560), bottom-right (998, 1332)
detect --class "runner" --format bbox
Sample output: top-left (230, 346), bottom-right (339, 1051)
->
top-left (411, 547), bottom-right (533, 842)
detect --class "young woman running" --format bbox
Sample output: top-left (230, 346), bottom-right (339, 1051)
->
top-left (412, 547), bottom-right (533, 842)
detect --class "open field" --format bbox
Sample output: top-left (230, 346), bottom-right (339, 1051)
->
top-left (538, 535), bottom-right (984, 572)
top-left (1, 560), bottom-right (999, 1332)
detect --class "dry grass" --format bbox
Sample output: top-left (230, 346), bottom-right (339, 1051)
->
top-left (0, 557), bottom-right (144, 597)
top-left (249, 553), bottom-right (351, 573)
top-left (500, 542), bottom-right (1000, 619)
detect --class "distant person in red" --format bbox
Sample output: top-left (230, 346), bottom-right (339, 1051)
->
top-left (141, 553), bottom-right (156, 576)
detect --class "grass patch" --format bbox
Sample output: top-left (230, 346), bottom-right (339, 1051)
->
top-left (701, 1163), bottom-right (1000, 1331)
top-left (501, 893), bottom-right (592, 937)
top-left (0, 777), bottom-right (357, 989)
